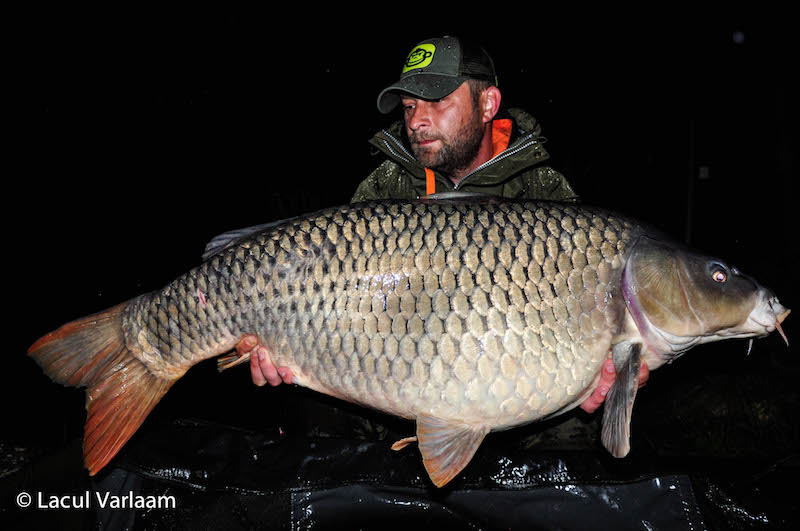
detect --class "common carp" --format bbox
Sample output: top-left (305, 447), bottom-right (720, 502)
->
top-left (28, 196), bottom-right (789, 487)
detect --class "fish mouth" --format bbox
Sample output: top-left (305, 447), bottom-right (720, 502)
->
top-left (646, 292), bottom-right (791, 362)
top-left (746, 294), bottom-right (790, 346)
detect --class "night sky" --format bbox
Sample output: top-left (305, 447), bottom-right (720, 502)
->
top-left (6, 9), bottom-right (797, 514)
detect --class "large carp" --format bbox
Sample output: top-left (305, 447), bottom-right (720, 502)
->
top-left (29, 196), bottom-right (789, 487)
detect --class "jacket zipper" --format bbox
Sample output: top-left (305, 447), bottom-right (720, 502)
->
top-left (378, 130), bottom-right (540, 191)
top-left (379, 132), bottom-right (415, 164)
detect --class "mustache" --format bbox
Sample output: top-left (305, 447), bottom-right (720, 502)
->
top-left (408, 132), bottom-right (441, 144)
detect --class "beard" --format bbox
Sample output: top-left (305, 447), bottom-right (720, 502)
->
top-left (408, 105), bottom-right (485, 176)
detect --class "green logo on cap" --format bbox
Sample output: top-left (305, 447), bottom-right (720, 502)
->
top-left (402, 44), bottom-right (435, 73)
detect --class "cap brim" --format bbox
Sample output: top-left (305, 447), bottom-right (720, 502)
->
top-left (376, 73), bottom-right (469, 114)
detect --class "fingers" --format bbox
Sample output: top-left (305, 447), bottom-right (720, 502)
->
top-left (580, 358), bottom-right (615, 413)
top-left (250, 347), bottom-right (279, 386)
top-left (279, 366), bottom-right (294, 385)
top-left (247, 344), bottom-right (295, 387)
top-left (579, 386), bottom-right (608, 414)
top-left (599, 358), bottom-right (616, 388)
top-left (248, 346), bottom-right (267, 386)
top-left (236, 335), bottom-right (259, 357)
top-left (580, 359), bottom-right (649, 414)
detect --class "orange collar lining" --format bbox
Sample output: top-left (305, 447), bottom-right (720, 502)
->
top-left (491, 118), bottom-right (513, 158)
top-left (425, 118), bottom-right (513, 195)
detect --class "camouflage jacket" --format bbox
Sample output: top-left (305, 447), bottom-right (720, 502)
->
top-left (351, 108), bottom-right (579, 203)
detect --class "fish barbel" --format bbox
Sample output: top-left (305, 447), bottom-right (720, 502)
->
top-left (28, 196), bottom-right (789, 487)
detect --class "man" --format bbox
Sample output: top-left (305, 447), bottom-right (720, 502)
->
top-left (237, 36), bottom-right (646, 413)
top-left (352, 35), bottom-right (579, 201)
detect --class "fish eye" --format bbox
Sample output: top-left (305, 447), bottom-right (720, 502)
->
top-left (707, 261), bottom-right (729, 283)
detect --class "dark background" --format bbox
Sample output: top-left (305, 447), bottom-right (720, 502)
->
top-left (5, 9), bottom-right (797, 528)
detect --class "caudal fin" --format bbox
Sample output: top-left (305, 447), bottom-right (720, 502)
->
top-left (28, 303), bottom-right (174, 475)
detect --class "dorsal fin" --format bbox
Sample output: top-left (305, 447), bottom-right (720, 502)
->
top-left (420, 191), bottom-right (495, 202)
top-left (202, 217), bottom-right (300, 261)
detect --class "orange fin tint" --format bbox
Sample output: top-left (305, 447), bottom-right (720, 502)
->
top-left (28, 303), bottom-right (174, 475)
top-left (416, 415), bottom-right (489, 488)
top-left (391, 436), bottom-right (418, 451)
top-left (217, 351), bottom-right (251, 371)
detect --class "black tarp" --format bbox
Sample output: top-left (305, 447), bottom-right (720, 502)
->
top-left (4, 385), bottom-right (799, 529)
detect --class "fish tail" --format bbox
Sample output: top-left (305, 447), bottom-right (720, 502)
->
top-left (28, 302), bottom-right (174, 475)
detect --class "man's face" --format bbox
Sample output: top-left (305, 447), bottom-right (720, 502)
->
top-left (401, 82), bottom-right (485, 175)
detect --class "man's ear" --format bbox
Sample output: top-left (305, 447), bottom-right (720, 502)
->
top-left (481, 86), bottom-right (502, 123)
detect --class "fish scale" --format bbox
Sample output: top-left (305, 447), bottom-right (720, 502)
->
top-left (28, 196), bottom-right (789, 487)
top-left (126, 200), bottom-right (629, 428)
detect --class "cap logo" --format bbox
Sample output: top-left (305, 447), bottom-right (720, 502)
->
top-left (402, 44), bottom-right (435, 73)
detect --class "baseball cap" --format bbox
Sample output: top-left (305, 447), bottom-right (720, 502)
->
top-left (376, 36), bottom-right (498, 114)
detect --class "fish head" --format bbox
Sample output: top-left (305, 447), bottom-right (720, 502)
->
top-left (623, 236), bottom-right (789, 359)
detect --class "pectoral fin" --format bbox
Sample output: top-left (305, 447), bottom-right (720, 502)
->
top-left (416, 415), bottom-right (489, 488)
top-left (601, 342), bottom-right (642, 458)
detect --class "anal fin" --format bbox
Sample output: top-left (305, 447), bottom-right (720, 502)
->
top-left (416, 415), bottom-right (489, 488)
top-left (601, 341), bottom-right (642, 458)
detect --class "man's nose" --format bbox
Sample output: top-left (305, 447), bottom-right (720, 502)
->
top-left (407, 101), bottom-right (431, 131)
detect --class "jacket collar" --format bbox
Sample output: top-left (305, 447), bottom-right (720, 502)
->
top-left (368, 108), bottom-right (552, 190)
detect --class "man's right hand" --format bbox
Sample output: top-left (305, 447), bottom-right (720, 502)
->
top-left (235, 335), bottom-right (294, 387)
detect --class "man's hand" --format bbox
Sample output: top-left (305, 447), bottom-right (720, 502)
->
top-left (235, 335), bottom-right (294, 387)
top-left (579, 358), bottom-right (650, 414)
